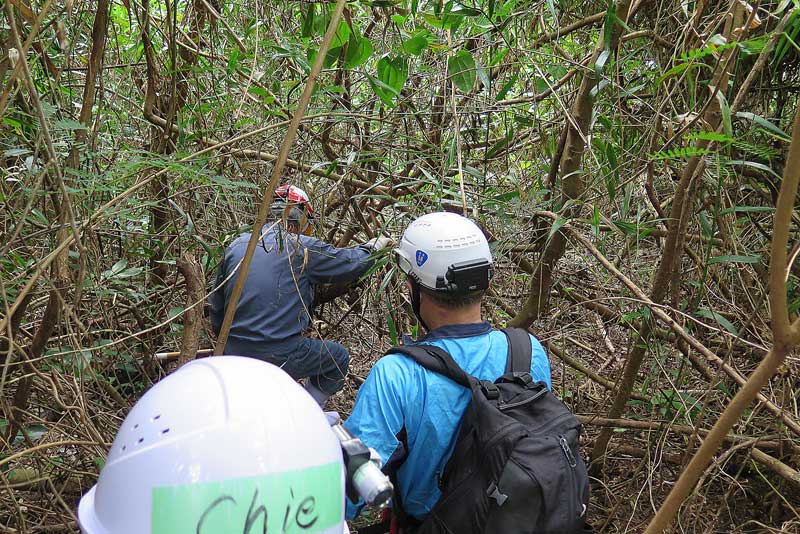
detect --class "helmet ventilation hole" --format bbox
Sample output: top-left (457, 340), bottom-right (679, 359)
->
top-left (152, 414), bottom-right (161, 421)
top-left (161, 428), bottom-right (170, 435)
top-left (133, 423), bottom-right (139, 429)
top-left (121, 445), bottom-right (126, 452)
top-left (137, 437), bottom-right (144, 444)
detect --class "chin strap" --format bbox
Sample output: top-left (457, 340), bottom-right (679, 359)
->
top-left (409, 278), bottom-right (430, 333)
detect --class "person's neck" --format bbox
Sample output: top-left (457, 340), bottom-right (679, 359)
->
top-left (423, 307), bottom-right (483, 332)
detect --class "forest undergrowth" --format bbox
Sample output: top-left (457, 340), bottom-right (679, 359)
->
top-left (2, 0), bottom-right (800, 532)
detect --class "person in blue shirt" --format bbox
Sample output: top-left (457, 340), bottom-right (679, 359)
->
top-left (209, 184), bottom-right (392, 407)
top-left (344, 212), bottom-right (552, 526)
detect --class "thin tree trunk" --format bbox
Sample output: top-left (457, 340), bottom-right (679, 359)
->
top-left (2, 0), bottom-right (109, 443)
top-left (510, 0), bottom-right (633, 327)
top-left (590, 2), bottom-right (751, 471)
top-left (176, 254), bottom-right (204, 368)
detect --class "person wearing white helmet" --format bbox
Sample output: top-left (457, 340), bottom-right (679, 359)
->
top-left (209, 184), bottom-right (392, 407)
top-left (78, 356), bottom-right (393, 534)
top-left (78, 356), bottom-right (348, 534)
top-left (342, 212), bottom-right (552, 527)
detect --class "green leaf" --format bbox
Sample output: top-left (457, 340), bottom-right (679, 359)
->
top-left (402, 33), bottom-right (429, 56)
top-left (107, 259), bottom-right (127, 276)
top-left (720, 206), bottom-right (775, 215)
top-left (227, 47), bottom-right (239, 75)
top-left (371, 55), bottom-right (408, 105)
top-left (331, 19), bottom-right (351, 48)
top-left (378, 55), bottom-right (408, 93)
top-left (344, 35), bottom-right (372, 69)
top-left (649, 146), bottom-right (709, 160)
top-left (547, 216), bottom-right (567, 242)
top-left (485, 126), bottom-right (514, 159)
top-left (447, 49), bottom-right (476, 92)
top-left (301, 3), bottom-right (315, 37)
top-left (490, 47), bottom-right (509, 66)
top-left (712, 87), bottom-right (732, 137)
top-left (308, 45), bottom-right (342, 69)
top-left (686, 131), bottom-right (734, 143)
top-left (116, 266), bottom-right (143, 278)
top-left (696, 308), bottom-right (738, 335)
top-left (708, 254), bottom-right (762, 265)
top-left (735, 111), bottom-right (791, 140)
top-left (594, 49), bottom-right (611, 80)
top-left (423, 12), bottom-right (464, 31)
top-left (496, 73), bottom-right (518, 101)
top-left (602, 0), bottom-right (616, 49)
top-left (726, 159), bottom-right (782, 179)
top-left (475, 59), bottom-right (490, 91)
top-left (4, 148), bottom-right (31, 157)
top-left (657, 62), bottom-right (695, 85)
top-left (54, 119), bottom-right (88, 131)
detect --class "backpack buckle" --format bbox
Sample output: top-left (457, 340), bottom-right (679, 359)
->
top-left (511, 372), bottom-right (534, 387)
top-left (486, 482), bottom-right (508, 506)
top-left (480, 381), bottom-right (500, 400)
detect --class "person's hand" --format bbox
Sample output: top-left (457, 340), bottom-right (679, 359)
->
top-left (366, 235), bottom-right (394, 251)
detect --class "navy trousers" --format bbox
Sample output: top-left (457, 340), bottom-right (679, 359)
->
top-left (224, 335), bottom-right (350, 395)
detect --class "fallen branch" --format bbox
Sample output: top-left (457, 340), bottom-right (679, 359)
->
top-left (749, 448), bottom-right (800, 490)
top-left (578, 416), bottom-right (792, 451)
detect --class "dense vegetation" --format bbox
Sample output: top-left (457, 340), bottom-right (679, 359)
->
top-left (2, 0), bottom-right (800, 531)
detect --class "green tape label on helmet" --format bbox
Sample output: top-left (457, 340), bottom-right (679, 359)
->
top-left (151, 461), bottom-right (343, 533)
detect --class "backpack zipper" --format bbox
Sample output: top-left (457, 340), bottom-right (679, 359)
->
top-left (559, 435), bottom-right (577, 468)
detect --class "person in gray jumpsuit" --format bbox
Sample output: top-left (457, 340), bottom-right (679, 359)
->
top-left (210, 185), bottom-right (391, 406)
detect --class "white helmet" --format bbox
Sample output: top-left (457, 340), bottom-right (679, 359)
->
top-left (395, 212), bottom-right (493, 292)
top-left (395, 212), bottom-right (492, 330)
top-left (78, 356), bottom-right (346, 534)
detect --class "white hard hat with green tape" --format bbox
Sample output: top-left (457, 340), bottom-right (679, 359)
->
top-left (78, 356), bottom-right (347, 534)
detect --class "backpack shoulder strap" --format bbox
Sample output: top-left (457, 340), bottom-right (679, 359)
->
top-left (501, 327), bottom-right (532, 374)
top-left (386, 344), bottom-right (472, 388)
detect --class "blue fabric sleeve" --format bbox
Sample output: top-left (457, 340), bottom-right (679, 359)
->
top-left (343, 355), bottom-right (409, 520)
top-left (529, 334), bottom-right (552, 389)
top-left (301, 236), bottom-right (375, 284)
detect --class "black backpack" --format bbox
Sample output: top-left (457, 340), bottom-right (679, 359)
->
top-left (386, 328), bottom-right (592, 534)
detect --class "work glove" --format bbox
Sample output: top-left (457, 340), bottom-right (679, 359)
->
top-left (366, 235), bottom-right (393, 251)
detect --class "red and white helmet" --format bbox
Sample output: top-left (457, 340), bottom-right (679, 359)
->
top-left (275, 184), bottom-right (315, 219)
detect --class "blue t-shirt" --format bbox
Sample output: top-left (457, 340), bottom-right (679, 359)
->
top-left (344, 322), bottom-right (552, 520)
top-left (209, 227), bottom-right (374, 351)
